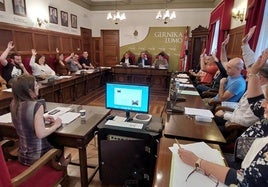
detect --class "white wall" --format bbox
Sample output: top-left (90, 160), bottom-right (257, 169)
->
top-left (0, 0), bottom-right (92, 35)
top-left (91, 8), bottom-right (212, 46)
top-left (0, 0), bottom-right (211, 46)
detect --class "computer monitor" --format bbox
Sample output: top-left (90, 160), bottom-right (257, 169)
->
top-left (106, 82), bottom-right (150, 119)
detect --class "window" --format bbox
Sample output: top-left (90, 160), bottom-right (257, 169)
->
top-left (209, 20), bottom-right (220, 54)
top-left (255, 1), bottom-right (268, 59)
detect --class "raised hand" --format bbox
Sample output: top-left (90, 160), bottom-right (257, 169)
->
top-left (251, 48), bottom-right (268, 74)
top-left (7, 41), bottom-right (15, 50)
top-left (31, 49), bottom-right (37, 56)
top-left (242, 26), bottom-right (256, 45)
top-left (222, 34), bottom-right (230, 46)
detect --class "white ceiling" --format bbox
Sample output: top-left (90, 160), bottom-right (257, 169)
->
top-left (67, 0), bottom-right (221, 11)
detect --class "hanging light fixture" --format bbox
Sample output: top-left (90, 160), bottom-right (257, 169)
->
top-left (156, 0), bottom-right (176, 24)
top-left (107, 1), bottom-right (126, 24)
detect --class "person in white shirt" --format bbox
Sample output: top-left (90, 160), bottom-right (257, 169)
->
top-left (30, 49), bottom-right (56, 79)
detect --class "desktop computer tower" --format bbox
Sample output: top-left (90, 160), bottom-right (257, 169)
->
top-left (97, 119), bottom-right (161, 186)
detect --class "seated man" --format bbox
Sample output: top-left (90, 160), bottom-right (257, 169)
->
top-left (214, 26), bottom-right (262, 134)
top-left (0, 41), bottom-right (29, 87)
top-left (79, 51), bottom-right (94, 69)
top-left (207, 57), bottom-right (246, 104)
top-left (137, 51), bottom-right (150, 67)
top-left (153, 52), bottom-right (168, 69)
top-left (65, 53), bottom-right (82, 73)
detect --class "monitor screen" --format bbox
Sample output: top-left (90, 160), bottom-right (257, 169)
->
top-left (106, 83), bottom-right (150, 115)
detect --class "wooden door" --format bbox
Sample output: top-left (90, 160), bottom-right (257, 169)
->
top-left (101, 30), bottom-right (119, 67)
top-left (80, 27), bottom-right (92, 61)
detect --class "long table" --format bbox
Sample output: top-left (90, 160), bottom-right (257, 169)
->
top-left (0, 102), bottom-right (111, 187)
top-left (0, 69), bottom-right (109, 115)
top-left (164, 78), bottom-right (226, 144)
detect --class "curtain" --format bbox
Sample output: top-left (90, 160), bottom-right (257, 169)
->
top-left (254, 1), bottom-right (268, 59)
top-left (207, 0), bottom-right (234, 57)
top-left (245, 0), bottom-right (266, 51)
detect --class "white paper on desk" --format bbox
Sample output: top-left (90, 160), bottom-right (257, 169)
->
top-left (0, 112), bottom-right (12, 123)
top-left (177, 74), bottom-right (189, 78)
top-left (184, 107), bottom-right (214, 118)
top-left (175, 78), bottom-right (189, 83)
top-left (180, 90), bottom-right (199, 96)
top-left (169, 142), bottom-right (226, 187)
top-left (44, 107), bottom-right (72, 119)
top-left (179, 83), bottom-right (194, 88)
top-left (57, 76), bottom-right (72, 79)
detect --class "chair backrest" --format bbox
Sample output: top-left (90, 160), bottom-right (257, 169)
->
top-left (22, 57), bottom-right (33, 74)
top-left (0, 148), bottom-right (12, 187)
top-left (156, 51), bottom-right (169, 62)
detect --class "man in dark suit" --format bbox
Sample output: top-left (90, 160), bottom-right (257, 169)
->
top-left (137, 52), bottom-right (150, 67)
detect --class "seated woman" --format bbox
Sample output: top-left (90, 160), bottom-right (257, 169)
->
top-left (10, 74), bottom-right (71, 166)
top-left (30, 49), bottom-right (56, 79)
top-left (55, 48), bottom-right (69, 75)
top-left (178, 48), bottom-right (268, 187)
top-left (120, 52), bottom-right (134, 66)
top-left (153, 52), bottom-right (169, 69)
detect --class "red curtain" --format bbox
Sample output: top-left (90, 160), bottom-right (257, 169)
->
top-left (245, 0), bottom-right (266, 51)
top-left (207, 0), bottom-right (234, 56)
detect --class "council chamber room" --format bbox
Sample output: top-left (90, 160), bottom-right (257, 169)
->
top-left (0, 0), bottom-right (267, 187)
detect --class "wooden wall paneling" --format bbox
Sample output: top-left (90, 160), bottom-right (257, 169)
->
top-left (49, 35), bottom-right (61, 52)
top-left (0, 29), bottom-right (13, 50)
top-left (34, 33), bottom-right (49, 54)
top-left (0, 22), bottom-right (81, 60)
top-left (101, 30), bottom-right (119, 67)
top-left (80, 27), bottom-right (92, 59)
top-left (72, 37), bottom-right (81, 52)
top-left (92, 37), bottom-right (101, 66)
top-left (13, 31), bottom-right (33, 54)
top-left (227, 25), bottom-right (245, 59)
top-left (61, 37), bottom-right (73, 53)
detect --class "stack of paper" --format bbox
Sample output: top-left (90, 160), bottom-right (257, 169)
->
top-left (169, 142), bottom-right (226, 187)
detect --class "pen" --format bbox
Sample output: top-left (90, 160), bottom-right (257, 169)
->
top-left (175, 138), bottom-right (182, 149)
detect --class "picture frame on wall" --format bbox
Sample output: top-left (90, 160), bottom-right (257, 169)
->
top-left (12, 0), bottom-right (26, 16)
top-left (71, 14), bottom-right (77, 28)
top-left (61, 11), bottom-right (68, 27)
top-left (49, 6), bottom-right (58, 24)
top-left (0, 0), bottom-right (5, 11)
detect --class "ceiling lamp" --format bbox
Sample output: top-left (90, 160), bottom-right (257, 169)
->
top-left (156, 0), bottom-right (176, 24)
top-left (107, 1), bottom-right (126, 24)
top-left (107, 10), bottom-right (126, 24)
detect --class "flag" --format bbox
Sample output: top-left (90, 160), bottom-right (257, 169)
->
top-left (179, 28), bottom-right (189, 71)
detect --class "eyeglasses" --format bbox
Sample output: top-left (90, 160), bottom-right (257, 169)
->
top-left (185, 167), bottom-right (219, 187)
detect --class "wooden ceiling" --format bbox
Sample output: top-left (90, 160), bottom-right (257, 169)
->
top-left (67, 0), bottom-right (221, 11)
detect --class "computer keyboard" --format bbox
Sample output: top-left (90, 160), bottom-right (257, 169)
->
top-left (105, 120), bottom-right (143, 129)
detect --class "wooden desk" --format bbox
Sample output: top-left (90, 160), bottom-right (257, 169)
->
top-left (0, 91), bottom-right (12, 115)
top-left (153, 137), bottom-right (224, 187)
top-left (112, 66), bottom-right (169, 92)
top-left (0, 69), bottom-right (108, 115)
top-left (164, 89), bottom-right (226, 144)
top-left (0, 102), bottom-right (111, 187)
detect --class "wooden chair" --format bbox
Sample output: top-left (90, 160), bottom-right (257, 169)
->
top-left (156, 51), bottom-right (169, 62)
top-left (0, 139), bottom-right (69, 187)
top-left (214, 105), bottom-right (247, 153)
